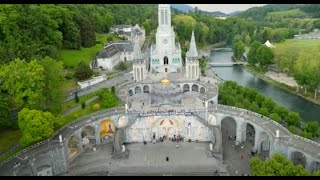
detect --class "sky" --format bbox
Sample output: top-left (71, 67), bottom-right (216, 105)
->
top-left (186, 4), bottom-right (267, 14)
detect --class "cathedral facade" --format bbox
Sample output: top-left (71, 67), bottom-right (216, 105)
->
top-left (133, 4), bottom-right (199, 82)
top-left (150, 4), bottom-right (183, 73)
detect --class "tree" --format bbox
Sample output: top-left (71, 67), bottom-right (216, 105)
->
top-left (115, 61), bottom-right (127, 71)
top-left (256, 45), bottom-right (274, 68)
top-left (250, 153), bottom-right (309, 176)
top-left (232, 38), bottom-right (245, 60)
top-left (99, 88), bottom-right (118, 108)
top-left (81, 101), bottom-right (86, 109)
top-left (0, 58), bottom-right (45, 110)
top-left (302, 121), bottom-right (319, 137)
top-left (107, 36), bottom-right (113, 43)
top-left (18, 108), bottom-right (55, 147)
top-left (286, 111), bottom-right (301, 127)
top-left (273, 106), bottom-right (289, 121)
top-left (269, 113), bottom-right (281, 123)
top-left (39, 57), bottom-right (65, 115)
top-left (0, 92), bottom-right (11, 130)
top-left (74, 62), bottom-right (94, 81)
top-left (75, 92), bottom-right (80, 103)
top-left (244, 34), bottom-right (251, 46)
top-left (75, 15), bottom-right (96, 47)
top-left (199, 56), bottom-right (207, 71)
top-left (111, 86), bottom-right (115, 93)
top-left (299, 130), bottom-right (313, 139)
top-left (142, 21), bottom-right (151, 34)
top-left (247, 41), bottom-right (261, 66)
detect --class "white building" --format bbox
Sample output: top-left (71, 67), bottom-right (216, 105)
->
top-left (127, 24), bottom-right (146, 48)
top-left (132, 4), bottom-right (199, 81)
top-left (91, 41), bottom-right (134, 71)
top-left (150, 4), bottom-right (183, 73)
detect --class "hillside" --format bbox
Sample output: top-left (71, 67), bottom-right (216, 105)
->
top-left (237, 4), bottom-right (320, 21)
top-left (267, 9), bottom-right (309, 19)
top-left (171, 4), bottom-right (194, 13)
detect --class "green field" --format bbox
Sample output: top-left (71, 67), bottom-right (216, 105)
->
top-left (58, 33), bottom-right (121, 68)
top-left (274, 38), bottom-right (320, 49)
top-left (267, 9), bottom-right (309, 19)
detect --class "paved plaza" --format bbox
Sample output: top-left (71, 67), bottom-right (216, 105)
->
top-left (66, 116), bottom-right (257, 176)
top-left (67, 142), bottom-right (229, 176)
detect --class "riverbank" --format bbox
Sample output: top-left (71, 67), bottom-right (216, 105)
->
top-left (244, 65), bottom-right (320, 106)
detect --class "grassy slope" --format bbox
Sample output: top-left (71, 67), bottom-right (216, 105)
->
top-left (0, 130), bottom-right (21, 154)
top-left (58, 33), bottom-right (121, 68)
top-left (267, 9), bottom-right (309, 18)
top-left (274, 38), bottom-right (320, 48)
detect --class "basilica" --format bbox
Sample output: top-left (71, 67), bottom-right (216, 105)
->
top-left (132, 4), bottom-right (200, 82)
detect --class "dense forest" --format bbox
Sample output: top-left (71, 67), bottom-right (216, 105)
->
top-left (0, 4), bottom-right (155, 64)
top-left (0, 4), bottom-right (156, 132)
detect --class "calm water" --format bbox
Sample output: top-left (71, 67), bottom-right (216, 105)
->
top-left (210, 50), bottom-right (320, 123)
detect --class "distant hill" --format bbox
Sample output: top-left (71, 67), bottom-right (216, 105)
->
top-left (228, 11), bottom-right (242, 16)
top-left (211, 11), bottom-right (228, 17)
top-left (171, 4), bottom-right (194, 13)
top-left (236, 4), bottom-right (320, 20)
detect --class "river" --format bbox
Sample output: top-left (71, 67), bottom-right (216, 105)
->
top-left (210, 50), bottom-right (320, 123)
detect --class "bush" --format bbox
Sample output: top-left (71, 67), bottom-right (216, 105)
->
top-left (65, 72), bottom-right (74, 80)
top-left (75, 92), bottom-right (79, 103)
top-left (111, 86), bottom-right (115, 93)
top-left (92, 103), bottom-right (100, 111)
top-left (81, 101), bottom-right (86, 109)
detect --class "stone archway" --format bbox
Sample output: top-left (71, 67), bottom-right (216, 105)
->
top-left (128, 89), bottom-right (133, 96)
top-left (246, 123), bottom-right (255, 145)
top-left (310, 161), bottom-right (320, 172)
top-left (192, 84), bottom-right (199, 92)
top-left (200, 87), bottom-right (205, 93)
top-left (208, 114), bottom-right (217, 126)
top-left (183, 84), bottom-right (190, 92)
top-left (117, 116), bottom-right (126, 128)
top-left (259, 132), bottom-right (270, 158)
top-left (164, 56), bottom-right (168, 65)
top-left (143, 85), bottom-right (150, 93)
top-left (291, 151), bottom-right (306, 168)
top-left (81, 126), bottom-right (96, 149)
top-left (99, 119), bottom-right (115, 143)
top-left (68, 135), bottom-right (80, 158)
top-left (135, 86), bottom-right (141, 94)
top-left (151, 118), bottom-right (181, 141)
top-left (221, 117), bottom-right (237, 160)
top-left (159, 119), bottom-right (175, 139)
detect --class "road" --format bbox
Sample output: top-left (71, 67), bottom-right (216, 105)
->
top-left (64, 73), bottom-right (132, 102)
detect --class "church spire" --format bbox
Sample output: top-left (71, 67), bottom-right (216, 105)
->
top-left (133, 35), bottom-right (143, 60)
top-left (158, 4), bottom-right (171, 27)
top-left (187, 30), bottom-right (198, 58)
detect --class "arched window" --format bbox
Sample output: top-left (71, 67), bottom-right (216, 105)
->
top-left (164, 56), bottom-right (168, 65)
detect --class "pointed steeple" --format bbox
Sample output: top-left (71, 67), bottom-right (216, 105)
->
top-left (133, 35), bottom-right (143, 60)
top-left (187, 30), bottom-right (198, 58)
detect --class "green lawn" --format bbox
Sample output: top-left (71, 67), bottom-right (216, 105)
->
top-left (274, 38), bottom-right (320, 49)
top-left (62, 91), bottom-right (100, 113)
top-left (267, 9), bottom-right (309, 18)
top-left (0, 130), bottom-right (21, 154)
top-left (58, 33), bottom-right (121, 68)
top-left (63, 79), bottom-right (79, 92)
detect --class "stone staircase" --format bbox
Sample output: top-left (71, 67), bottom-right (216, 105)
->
top-left (112, 114), bottom-right (139, 159)
top-left (193, 112), bottom-right (222, 160)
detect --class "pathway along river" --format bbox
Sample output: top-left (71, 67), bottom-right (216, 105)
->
top-left (210, 49), bottom-right (320, 123)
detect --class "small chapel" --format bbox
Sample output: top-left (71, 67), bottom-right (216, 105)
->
top-left (132, 4), bottom-right (200, 82)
